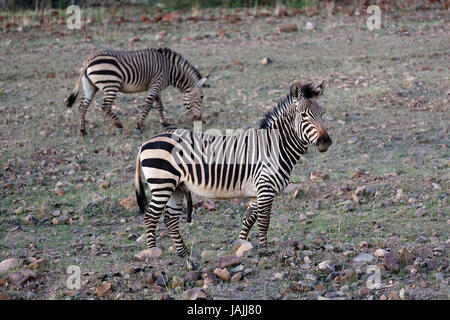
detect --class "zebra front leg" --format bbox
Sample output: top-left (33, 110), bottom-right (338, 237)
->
top-left (239, 200), bottom-right (258, 241)
top-left (136, 81), bottom-right (162, 130)
top-left (256, 196), bottom-right (274, 248)
top-left (164, 190), bottom-right (189, 257)
top-left (155, 96), bottom-right (172, 128)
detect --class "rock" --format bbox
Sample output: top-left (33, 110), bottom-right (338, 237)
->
top-left (129, 36), bottom-right (140, 43)
top-left (218, 255), bottom-right (242, 268)
top-left (120, 197), bottom-right (136, 211)
top-left (355, 185), bottom-right (376, 197)
top-left (358, 287), bottom-right (371, 296)
top-left (186, 271), bottom-right (202, 282)
top-left (14, 207), bottom-right (24, 215)
top-left (134, 248), bottom-right (163, 261)
top-left (55, 188), bottom-right (65, 196)
top-left (399, 288), bottom-right (406, 300)
top-left (200, 250), bottom-right (217, 261)
top-left (136, 233), bottom-right (146, 243)
top-left (318, 260), bottom-right (334, 272)
top-left (310, 171), bottom-right (329, 181)
top-left (290, 280), bottom-right (314, 292)
top-left (0, 293), bottom-right (10, 300)
top-left (374, 248), bottom-right (388, 257)
top-left (259, 57), bottom-right (273, 65)
top-left (214, 268), bottom-right (231, 281)
top-left (379, 294), bottom-right (387, 300)
top-left (181, 288), bottom-right (207, 300)
top-left (353, 253), bottom-right (374, 263)
top-left (96, 282), bottom-right (113, 297)
top-left (91, 193), bottom-right (106, 204)
top-left (343, 250), bottom-right (355, 257)
top-left (279, 239), bottom-right (299, 249)
top-left (98, 180), bottom-right (110, 190)
top-left (414, 207), bottom-right (428, 217)
top-left (304, 256), bottom-right (311, 264)
top-left (384, 252), bottom-right (400, 271)
top-left (274, 272), bottom-right (283, 280)
top-left (306, 22), bottom-right (315, 31)
top-left (341, 269), bottom-right (357, 284)
top-left (388, 291), bottom-right (399, 300)
top-left (156, 30), bottom-right (167, 41)
top-left (235, 240), bottom-right (253, 257)
top-left (156, 273), bottom-right (168, 287)
top-left (230, 265), bottom-right (244, 273)
top-left (7, 271), bottom-right (31, 286)
top-left (399, 247), bottom-right (414, 266)
top-left (231, 272), bottom-right (242, 282)
top-left (22, 214), bottom-right (38, 225)
top-left (0, 258), bottom-right (21, 273)
top-left (171, 276), bottom-right (184, 288)
top-left (277, 24), bottom-right (298, 33)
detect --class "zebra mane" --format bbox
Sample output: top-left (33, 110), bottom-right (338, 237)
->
top-left (259, 94), bottom-right (295, 129)
top-left (157, 47), bottom-right (203, 87)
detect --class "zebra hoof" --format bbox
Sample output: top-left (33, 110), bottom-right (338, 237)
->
top-left (79, 130), bottom-right (87, 137)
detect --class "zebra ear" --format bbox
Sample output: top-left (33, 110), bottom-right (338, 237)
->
top-left (314, 80), bottom-right (326, 96)
top-left (290, 80), bottom-right (303, 99)
top-left (198, 77), bottom-right (208, 87)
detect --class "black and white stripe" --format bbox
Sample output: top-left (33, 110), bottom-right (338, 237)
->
top-left (66, 47), bottom-right (208, 135)
top-left (135, 80), bottom-right (332, 257)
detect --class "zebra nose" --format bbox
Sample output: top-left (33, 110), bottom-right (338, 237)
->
top-left (317, 135), bottom-right (332, 152)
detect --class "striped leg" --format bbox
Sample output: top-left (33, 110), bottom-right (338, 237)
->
top-left (144, 191), bottom-right (171, 250)
top-left (136, 80), bottom-right (162, 130)
top-left (256, 194), bottom-right (274, 247)
top-left (78, 76), bottom-right (98, 136)
top-left (239, 200), bottom-right (258, 240)
top-left (164, 189), bottom-right (189, 257)
top-left (100, 88), bottom-right (123, 129)
top-left (155, 96), bottom-right (171, 127)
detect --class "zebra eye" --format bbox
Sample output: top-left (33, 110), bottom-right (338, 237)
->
top-left (301, 112), bottom-right (307, 118)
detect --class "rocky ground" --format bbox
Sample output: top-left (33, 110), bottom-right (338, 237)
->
top-left (0, 3), bottom-right (449, 300)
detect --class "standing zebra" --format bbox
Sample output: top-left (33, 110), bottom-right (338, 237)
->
top-left (66, 47), bottom-right (209, 136)
top-left (135, 80), bottom-right (332, 257)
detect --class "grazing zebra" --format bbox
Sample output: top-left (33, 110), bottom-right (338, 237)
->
top-left (66, 47), bottom-right (209, 136)
top-left (135, 80), bottom-right (332, 257)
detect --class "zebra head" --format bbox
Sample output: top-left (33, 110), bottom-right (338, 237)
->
top-left (182, 77), bottom-right (207, 121)
top-left (291, 80), bottom-right (332, 153)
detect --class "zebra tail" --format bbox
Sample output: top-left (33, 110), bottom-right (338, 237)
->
top-left (66, 62), bottom-right (89, 108)
top-left (135, 150), bottom-right (148, 214)
top-left (186, 191), bottom-right (193, 223)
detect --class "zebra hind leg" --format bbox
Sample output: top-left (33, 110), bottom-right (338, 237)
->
top-left (78, 76), bottom-right (98, 136)
top-left (100, 89), bottom-right (123, 130)
top-left (164, 189), bottom-right (189, 257)
top-left (144, 191), bottom-right (171, 251)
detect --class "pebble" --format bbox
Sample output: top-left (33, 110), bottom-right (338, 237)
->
top-left (353, 253), bottom-right (374, 263)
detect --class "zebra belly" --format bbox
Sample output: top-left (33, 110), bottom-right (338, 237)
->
top-left (120, 82), bottom-right (149, 93)
top-left (183, 180), bottom-right (257, 199)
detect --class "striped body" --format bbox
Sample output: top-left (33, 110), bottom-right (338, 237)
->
top-left (66, 47), bottom-right (208, 135)
top-left (135, 81), bottom-right (332, 257)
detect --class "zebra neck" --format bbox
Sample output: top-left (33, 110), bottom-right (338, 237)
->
top-left (266, 111), bottom-right (308, 172)
top-left (168, 60), bottom-right (200, 92)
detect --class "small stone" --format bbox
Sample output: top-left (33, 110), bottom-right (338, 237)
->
top-left (218, 255), bottom-right (242, 268)
top-left (181, 288), bottom-right (207, 300)
top-left (414, 207), bottom-right (427, 217)
top-left (96, 282), bottom-right (113, 297)
top-left (306, 22), bottom-right (315, 31)
top-left (120, 197), bottom-right (136, 211)
top-left (388, 291), bottom-right (399, 300)
top-left (343, 250), bottom-right (355, 257)
top-left (310, 171), bottom-right (329, 181)
top-left (155, 30), bottom-right (167, 41)
top-left (129, 36), bottom-right (140, 42)
top-left (304, 256), bottom-right (311, 264)
top-left (156, 273), bottom-right (168, 287)
top-left (358, 287), bottom-right (371, 296)
top-left (341, 269), bottom-right (358, 284)
top-left (231, 272), bottom-right (242, 282)
top-left (374, 248), bottom-right (388, 257)
top-left (279, 239), bottom-right (299, 249)
top-left (186, 271), bottom-right (202, 282)
top-left (277, 24), bottom-right (298, 33)
top-left (14, 207), bottom-right (24, 215)
top-left (134, 248), bottom-right (163, 261)
top-left (136, 234), bottom-right (146, 243)
top-left (318, 260), bottom-right (334, 272)
top-left (0, 258), bottom-right (21, 273)
top-left (399, 247), bottom-right (414, 266)
top-left (399, 288), bottom-right (406, 300)
top-left (379, 294), bottom-right (387, 300)
top-left (353, 253), bottom-right (374, 263)
top-left (214, 268), bottom-right (231, 281)
top-left (7, 272), bottom-right (28, 286)
top-left (384, 252), bottom-right (400, 271)
top-left (235, 240), bottom-right (253, 257)
top-left (55, 188), bottom-right (65, 196)
top-left (0, 293), bottom-right (10, 300)
top-left (99, 181), bottom-right (110, 190)
top-left (274, 272), bottom-right (283, 280)
top-left (230, 265), bottom-right (244, 273)
top-left (259, 57), bottom-right (273, 65)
